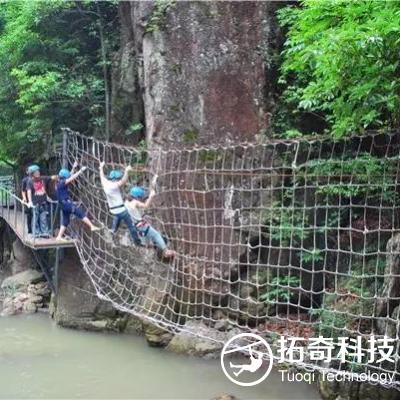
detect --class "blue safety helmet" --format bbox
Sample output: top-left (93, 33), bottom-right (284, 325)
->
top-left (28, 164), bottom-right (40, 174)
top-left (108, 170), bottom-right (123, 181)
top-left (130, 186), bottom-right (146, 199)
top-left (58, 168), bottom-right (71, 179)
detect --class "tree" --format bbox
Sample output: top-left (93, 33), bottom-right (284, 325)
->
top-left (278, 0), bottom-right (400, 137)
top-left (0, 0), bottom-right (118, 166)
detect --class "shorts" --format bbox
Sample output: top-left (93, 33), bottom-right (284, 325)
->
top-left (60, 200), bottom-right (86, 227)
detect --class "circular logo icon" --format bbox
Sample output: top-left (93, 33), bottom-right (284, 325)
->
top-left (220, 333), bottom-right (273, 387)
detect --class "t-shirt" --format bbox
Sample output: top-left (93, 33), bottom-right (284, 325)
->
top-left (125, 200), bottom-right (143, 222)
top-left (56, 178), bottom-right (70, 203)
top-left (27, 177), bottom-right (50, 205)
top-left (102, 180), bottom-right (125, 215)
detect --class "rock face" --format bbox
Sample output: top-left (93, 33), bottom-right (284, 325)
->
top-left (376, 233), bottom-right (400, 336)
top-left (52, 248), bottom-right (129, 332)
top-left (140, 1), bottom-right (280, 146)
top-left (112, 1), bottom-right (283, 147)
top-left (110, 1), bottom-right (144, 143)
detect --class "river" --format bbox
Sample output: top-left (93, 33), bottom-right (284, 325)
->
top-left (0, 314), bottom-right (319, 399)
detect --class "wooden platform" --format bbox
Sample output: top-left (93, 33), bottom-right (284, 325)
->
top-left (0, 208), bottom-right (75, 250)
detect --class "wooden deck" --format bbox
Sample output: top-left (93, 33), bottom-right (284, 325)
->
top-left (0, 208), bottom-right (75, 249)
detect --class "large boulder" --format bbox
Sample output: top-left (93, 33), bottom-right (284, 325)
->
top-left (142, 321), bottom-right (173, 347)
top-left (1, 269), bottom-right (44, 290)
top-left (10, 238), bottom-right (36, 274)
top-left (166, 320), bottom-right (241, 359)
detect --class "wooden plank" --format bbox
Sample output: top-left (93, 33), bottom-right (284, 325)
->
top-left (1, 209), bottom-right (75, 250)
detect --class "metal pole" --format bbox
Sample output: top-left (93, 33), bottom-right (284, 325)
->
top-left (22, 203), bottom-right (26, 241)
top-left (54, 247), bottom-right (60, 295)
top-left (62, 129), bottom-right (68, 168)
top-left (33, 250), bottom-right (56, 294)
top-left (13, 196), bottom-right (17, 228)
top-left (32, 206), bottom-right (36, 245)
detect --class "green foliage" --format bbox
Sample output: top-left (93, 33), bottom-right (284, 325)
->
top-left (260, 275), bottom-right (300, 303)
top-left (278, 0), bottom-right (400, 137)
top-left (126, 122), bottom-right (144, 136)
top-left (0, 0), bottom-right (118, 165)
top-left (297, 154), bottom-right (399, 203)
top-left (183, 130), bottom-right (199, 144)
top-left (145, 0), bottom-right (176, 34)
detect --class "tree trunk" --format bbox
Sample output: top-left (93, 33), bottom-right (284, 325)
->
top-left (96, 1), bottom-right (110, 140)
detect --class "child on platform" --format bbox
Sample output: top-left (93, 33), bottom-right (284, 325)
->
top-left (55, 162), bottom-right (100, 241)
top-left (125, 186), bottom-right (175, 259)
top-left (21, 165), bottom-right (33, 234)
top-left (99, 161), bottom-right (141, 245)
top-left (27, 165), bottom-right (53, 238)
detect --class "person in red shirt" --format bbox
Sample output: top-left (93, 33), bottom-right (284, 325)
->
top-left (27, 165), bottom-right (54, 238)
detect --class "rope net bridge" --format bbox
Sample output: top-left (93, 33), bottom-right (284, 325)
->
top-left (9, 129), bottom-right (400, 387)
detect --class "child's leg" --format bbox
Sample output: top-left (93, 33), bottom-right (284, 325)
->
top-left (56, 225), bottom-right (67, 240)
top-left (146, 226), bottom-right (167, 251)
top-left (111, 213), bottom-right (122, 234)
top-left (82, 217), bottom-right (100, 231)
top-left (74, 206), bottom-right (100, 231)
top-left (27, 208), bottom-right (32, 234)
top-left (39, 209), bottom-right (46, 235)
top-left (40, 203), bottom-right (50, 236)
top-left (32, 207), bottom-right (39, 236)
top-left (56, 209), bottom-right (70, 240)
top-left (121, 211), bottom-right (141, 245)
top-left (146, 226), bottom-right (175, 258)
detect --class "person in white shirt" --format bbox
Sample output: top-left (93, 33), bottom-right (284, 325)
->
top-left (125, 186), bottom-right (175, 259)
top-left (99, 162), bottom-right (141, 245)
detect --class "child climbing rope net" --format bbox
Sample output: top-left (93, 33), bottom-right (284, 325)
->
top-left (62, 129), bottom-right (400, 390)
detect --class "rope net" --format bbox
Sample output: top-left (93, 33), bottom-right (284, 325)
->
top-left (64, 130), bottom-right (400, 388)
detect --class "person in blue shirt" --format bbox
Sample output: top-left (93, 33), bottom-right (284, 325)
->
top-left (55, 162), bottom-right (100, 241)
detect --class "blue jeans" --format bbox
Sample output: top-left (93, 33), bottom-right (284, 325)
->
top-left (138, 225), bottom-right (167, 251)
top-left (112, 210), bottom-right (141, 245)
top-left (32, 203), bottom-right (50, 237)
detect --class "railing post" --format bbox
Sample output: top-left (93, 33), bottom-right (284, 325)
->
top-left (54, 247), bottom-right (60, 295)
top-left (22, 202), bottom-right (26, 241)
top-left (13, 196), bottom-right (16, 228)
top-left (32, 205), bottom-right (36, 245)
top-left (7, 192), bottom-right (10, 221)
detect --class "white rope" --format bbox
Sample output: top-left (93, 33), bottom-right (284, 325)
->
top-left (62, 129), bottom-right (400, 389)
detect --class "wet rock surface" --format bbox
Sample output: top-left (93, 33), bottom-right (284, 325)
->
top-left (318, 378), bottom-right (400, 400)
top-left (166, 320), bottom-right (241, 359)
top-left (1, 279), bottom-right (51, 317)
